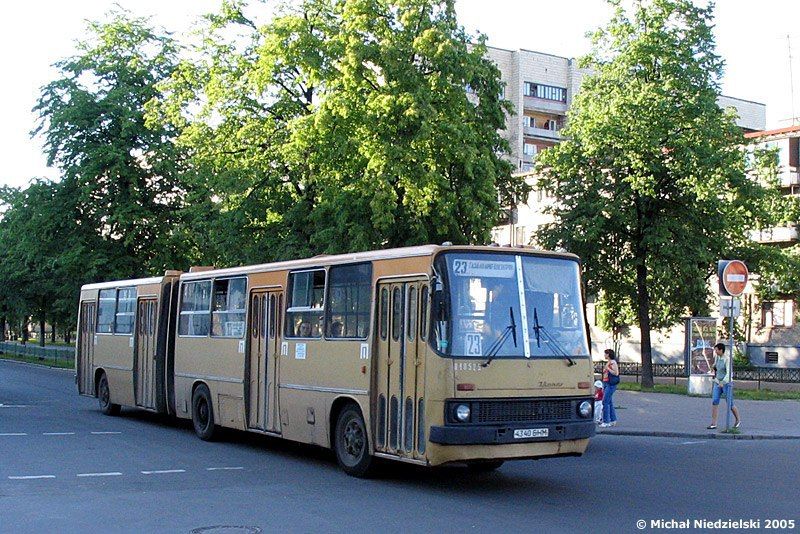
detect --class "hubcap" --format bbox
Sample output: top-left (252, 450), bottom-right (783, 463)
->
top-left (198, 400), bottom-right (209, 428)
top-left (342, 418), bottom-right (365, 461)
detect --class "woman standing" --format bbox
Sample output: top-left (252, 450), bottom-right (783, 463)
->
top-left (707, 343), bottom-right (741, 430)
top-left (600, 349), bottom-right (619, 427)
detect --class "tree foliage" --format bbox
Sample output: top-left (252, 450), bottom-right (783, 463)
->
top-left (33, 10), bottom-right (193, 277)
top-left (148, 0), bottom-right (522, 263)
top-left (534, 0), bottom-right (794, 387)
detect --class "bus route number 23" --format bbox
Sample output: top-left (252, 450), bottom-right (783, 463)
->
top-left (465, 333), bottom-right (483, 356)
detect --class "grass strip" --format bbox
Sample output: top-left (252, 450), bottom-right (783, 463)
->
top-left (0, 353), bottom-right (74, 369)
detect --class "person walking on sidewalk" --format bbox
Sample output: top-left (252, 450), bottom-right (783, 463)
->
top-left (600, 349), bottom-right (619, 427)
top-left (707, 343), bottom-right (741, 430)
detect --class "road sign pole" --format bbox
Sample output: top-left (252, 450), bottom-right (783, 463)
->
top-left (725, 298), bottom-right (735, 432)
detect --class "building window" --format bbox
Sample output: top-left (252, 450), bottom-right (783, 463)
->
top-left (544, 119), bottom-right (557, 131)
top-left (286, 269), bottom-right (326, 338)
top-left (523, 116), bottom-right (534, 128)
top-left (179, 281), bottom-right (212, 336)
top-left (114, 287), bottom-right (137, 334)
top-left (524, 82), bottom-right (566, 103)
top-left (761, 300), bottom-right (793, 327)
top-left (325, 263), bottom-right (372, 339)
top-left (211, 277), bottom-right (247, 337)
top-left (523, 143), bottom-right (537, 156)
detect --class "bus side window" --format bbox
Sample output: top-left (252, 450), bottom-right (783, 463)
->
top-left (380, 288), bottom-right (389, 340)
top-left (407, 286), bottom-right (417, 341)
top-left (420, 285), bottom-right (428, 341)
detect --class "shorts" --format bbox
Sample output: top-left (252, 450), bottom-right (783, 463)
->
top-left (711, 383), bottom-right (734, 407)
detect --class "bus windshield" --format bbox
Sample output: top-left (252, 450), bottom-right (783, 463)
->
top-left (434, 252), bottom-right (589, 359)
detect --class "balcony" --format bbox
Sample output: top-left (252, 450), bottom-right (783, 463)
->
top-left (779, 167), bottom-right (800, 188)
top-left (523, 96), bottom-right (568, 114)
top-left (750, 226), bottom-right (799, 244)
top-left (523, 125), bottom-right (561, 141)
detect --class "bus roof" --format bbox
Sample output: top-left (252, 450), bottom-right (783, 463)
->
top-left (81, 276), bottom-right (167, 292)
top-left (179, 244), bottom-right (579, 282)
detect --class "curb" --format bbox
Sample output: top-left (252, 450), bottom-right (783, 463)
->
top-left (597, 429), bottom-right (800, 440)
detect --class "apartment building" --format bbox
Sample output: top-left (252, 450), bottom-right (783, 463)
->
top-left (487, 46), bottom-right (767, 247)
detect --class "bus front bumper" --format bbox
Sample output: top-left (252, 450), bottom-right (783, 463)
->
top-left (429, 420), bottom-right (595, 445)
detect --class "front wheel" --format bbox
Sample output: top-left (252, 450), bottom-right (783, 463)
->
top-left (192, 384), bottom-right (216, 441)
top-left (334, 405), bottom-right (374, 477)
top-left (97, 373), bottom-right (120, 416)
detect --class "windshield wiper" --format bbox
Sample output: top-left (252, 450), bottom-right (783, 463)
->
top-left (481, 307), bottom-right (517, 368)
top-left (530, 307), bottom-right (575, 366)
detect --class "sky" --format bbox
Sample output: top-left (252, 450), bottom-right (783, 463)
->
top-left (1, 0), bottom-right (799, 189)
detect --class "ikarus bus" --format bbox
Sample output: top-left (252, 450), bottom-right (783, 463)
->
top-left (76, 244), bottom-right (595, 477)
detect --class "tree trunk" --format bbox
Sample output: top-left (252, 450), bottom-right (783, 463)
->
top-left (64, 330), bottom-right (71, 344)
top-left (39, 317), bottom-right (46, 347)
top-left (21, 320), bottom-right (28, 345)
top-left (51, 321), bottom-right (57, 343)
top-left (635, 258), bottom-right (654, 389)
top-left (0, 315), bottom-right (5, 341)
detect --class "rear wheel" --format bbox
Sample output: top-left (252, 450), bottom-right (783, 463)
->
top-left (334, 405), bottom-right (374, 477)
top-left (467, 460), bottom-right (504, 472)
top-left (192, 384), bottom-right (216, 441)
top-left (97, 373), bottom-right (120, 416)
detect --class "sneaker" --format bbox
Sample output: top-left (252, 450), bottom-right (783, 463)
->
top-left (599, 423), bottom-right (611, 428)
top-left (706, 424), bottom-right (717, 430)
top-left (734, 420), bottom-right (741, 429)
top-left (610, 421), bottom-right (617, 427)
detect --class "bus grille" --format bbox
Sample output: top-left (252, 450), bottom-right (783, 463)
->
top-left (475, 399), bottom-right (574, 424)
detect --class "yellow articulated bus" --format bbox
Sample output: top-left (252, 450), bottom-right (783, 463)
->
top-left (76, 244), bottom-right (595, 476)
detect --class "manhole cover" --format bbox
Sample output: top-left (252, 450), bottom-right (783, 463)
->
top-left (191, 526), bottom-right (262, 534)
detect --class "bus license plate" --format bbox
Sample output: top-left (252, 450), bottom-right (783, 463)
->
top-left (514, 428), bottom-right (548, 439)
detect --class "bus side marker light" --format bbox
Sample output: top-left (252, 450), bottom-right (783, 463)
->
top-left (456, 383), bottom-right (475, 391)
top-left (578, 381), bottom-right (591, 389)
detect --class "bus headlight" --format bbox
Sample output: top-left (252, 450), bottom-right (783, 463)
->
top-left (455, 404), bottom-right (471, 422)
top-left (578, 401), bottom-right (592, 418)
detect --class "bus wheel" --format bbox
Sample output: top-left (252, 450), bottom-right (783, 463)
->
top-left (97, 373), bottom-right (121, 416)
top-left (334, 405), bottom-right (373, 477)
top-left (192, 384), bottom-right (216, 441)
top-left (467, 460), bottom-right (504, 472)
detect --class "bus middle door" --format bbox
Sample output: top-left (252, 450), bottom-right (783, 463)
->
top-left (375, 278), bottom-right (426, 457)
top-left (247, 289), bottom-right (282, 432)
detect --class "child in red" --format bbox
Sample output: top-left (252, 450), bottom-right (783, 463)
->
top-left (593, 380), bottom-right (604, 424)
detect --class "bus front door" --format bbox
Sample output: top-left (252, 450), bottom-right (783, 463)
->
top-left (77, 301), bottom-right (96, 395)
top-left (135, 298), bottom-right (158, 410)
top-left (247, 290), bottom-right (282, 432)
top-left (375, 279), bottom-right (426, 459)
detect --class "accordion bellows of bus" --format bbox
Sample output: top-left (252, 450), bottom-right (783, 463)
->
top-left (76, 244), bottom-right (595, 477)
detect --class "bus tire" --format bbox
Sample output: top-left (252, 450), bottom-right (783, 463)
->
top-left (192, 384), bottom-right (216, 441)
top-left (334, 404), bottom-right (373, 477)
top-left (466, 460), bottom-right (504, 472)
top-left (97, 372), bottom-right (121, 416)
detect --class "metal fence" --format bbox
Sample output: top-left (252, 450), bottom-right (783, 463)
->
top-left (593, 361), bottom-right (800, 384)
top-left (0, 341), bottom-right (75, 366)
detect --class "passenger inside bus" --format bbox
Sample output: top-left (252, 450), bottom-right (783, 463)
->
top-left (297, 321), bottom-right (313, 337)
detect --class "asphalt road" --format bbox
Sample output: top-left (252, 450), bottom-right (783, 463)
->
top-left (1, 360), bottom-right (799, 534)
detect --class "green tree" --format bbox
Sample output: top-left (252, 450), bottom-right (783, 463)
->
top-left (149, 0), bottom-right (523, 263)
top-left (33, 10), bottom-right (193, 278)
top-left (534, 0), bottom-right (789, 387)
top-left (0, 181), bottom-right (105, 345)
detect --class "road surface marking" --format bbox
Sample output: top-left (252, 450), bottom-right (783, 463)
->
top-left (8, 475), bottom-right (56, 480)
top-left (77, 472), bottom-right (123, 477)
top-left (0, 433), bottom-right (27, 436)
top-left (0, 404), bottom-right (29, 408)
top-left (44, 432), bottom-right (76, 436)
top-left (206, 467), bottom-right (244, 471)
top-left (680, 440), bottom-right (707, 445)
top-left (141, 469), bottom-right (186, 475)
top-left (91, 431), bottom-right (122, 435)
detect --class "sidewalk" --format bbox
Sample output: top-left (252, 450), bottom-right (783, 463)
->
top-left (597, 389), bottom-right (800, 440)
